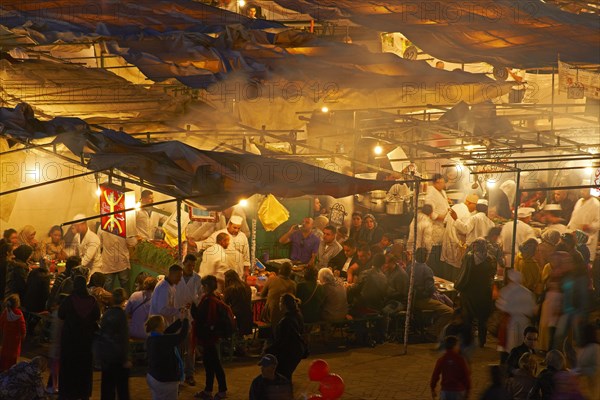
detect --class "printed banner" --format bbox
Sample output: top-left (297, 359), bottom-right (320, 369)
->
top-left (558, 61), bottom-right (600, 100)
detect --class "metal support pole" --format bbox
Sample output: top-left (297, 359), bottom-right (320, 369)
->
top-left (509, 167), bottom-right (522, 269)
top-left (0, 170), bottom-right (100, 197)
top-left (177, 199), bottom-right (183, 261)
top-left (550, 67), bottom-right (555, 134)
top-left (403, 178), bottom-right (420, 354)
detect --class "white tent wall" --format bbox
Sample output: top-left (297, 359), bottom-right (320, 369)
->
top-left (0, 152), bottom-right (98, 239)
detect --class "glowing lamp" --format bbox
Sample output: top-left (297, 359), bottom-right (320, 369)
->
top-left (321, 106), bottom-right (329, 113)
top-left (374, 145), bottom-right (383, 155)
top-left (238, 199), bottom-right (248, 207)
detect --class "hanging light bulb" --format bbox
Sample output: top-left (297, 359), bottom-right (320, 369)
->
top-left (239, 199), bottom-right (248, 207)
top-left (238, 0), bottom-right (246, 7)
top-left (374, 144), bottom-right (383, 155)
top-left (321, 106), bottom-right (329, 113)
top-left (95, 186), bottom-right (102, 197)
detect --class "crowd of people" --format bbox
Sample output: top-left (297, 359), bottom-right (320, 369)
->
top-left (0, 179), bottom-right (598, 399)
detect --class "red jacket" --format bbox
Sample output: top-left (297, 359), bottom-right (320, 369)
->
top-left (0, 308), bottom-right (26, 372)
top-left (430, 350), bottom-right (471, 393)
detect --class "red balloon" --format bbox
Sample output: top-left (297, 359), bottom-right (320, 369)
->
top-left (319, 373), bottom-right (345, 400)
top-left (308, 359), bottom-right (330, 382)
top-left (308, 395), bottom-right (323, 400)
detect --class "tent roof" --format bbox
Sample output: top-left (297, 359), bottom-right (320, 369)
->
top-left (267, 0), bottom-right (600, 68)
top-left (0, 105), bottom-right (410, 207)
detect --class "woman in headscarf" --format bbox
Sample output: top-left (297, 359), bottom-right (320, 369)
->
top-left (496, 269), bottom-right (537, 360)
top-left (574, 230), bottom-right (591, 266)
top-left (58, 275), bottom-right (100, 400)
top-left (358, 214), bottom-right (384, 246)
top-left (535, 229), bottom-right (560, 273)
top-left (455, 238), bottom-right (496, 347)
top-left (17, 225), bottom-right (42, 262)
top-left (266, 293), bottom-right (305, 382)
top-left (539, 247), bottom-right (572, 351)
top-left (514, 238), bottom-right (541, 295)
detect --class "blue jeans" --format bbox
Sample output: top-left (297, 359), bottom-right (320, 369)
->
top-left (440, 391), bottom-right (465, 400)
top-left (104, 269), bottom-right (130, 293)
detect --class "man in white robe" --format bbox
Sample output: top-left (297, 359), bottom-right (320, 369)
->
top-left (454, 199), bottom-right (496, 247)
top-left (442, 193), bottom-right (478, 280)
top-left (203, 215), bottom-right (250, 279)
top-left (72, 214), bottom-right (102, 275)
top-left (568, 189), bottom-right (600, 262)
top-left (500, 207), bottom-right (536, 268)
top-left (425, 174), bottom-right (450, 278)
top-left (200, 232), bottom-right (230, 287)
top-left (407, 204), bottom-right (434, 254)
top-left (136, 190), bottom-right (167, 240)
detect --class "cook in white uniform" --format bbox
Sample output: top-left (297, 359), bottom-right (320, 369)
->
top-left (568, 189), bottom-right (600, 262)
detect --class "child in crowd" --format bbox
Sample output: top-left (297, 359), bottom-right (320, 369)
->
top-left (430, 336), bottom-right (471, 400)
top-left (0, 294), bottom-right (27, 372)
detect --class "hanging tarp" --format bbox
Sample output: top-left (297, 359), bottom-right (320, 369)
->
top-left (0, 105), bottom-right (405, 208)
top-left (268, 0), bottom-right (600, 68)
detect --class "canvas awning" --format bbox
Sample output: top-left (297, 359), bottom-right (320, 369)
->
top-left (267, 0), bottom-right (600, 68)
top-left (0, 105), bottom-right (413, 208)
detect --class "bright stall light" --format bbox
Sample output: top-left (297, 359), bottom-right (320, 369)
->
top-left (486, 179), bottom-right (497, 188)
top-left (238, 199), bottom-right (248, 207)
top-left (95, 186), bottom-right (102, 197)
top-left (465, 145), bottom-right (476, 151)
top-left (321, 106), bottom-right (329, 113)
top-left (238, 0), bottom-right (246, 7)
top-left (374, 144), bottom-right (383, 155)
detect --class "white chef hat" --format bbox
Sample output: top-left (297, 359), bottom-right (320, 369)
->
top-left (229, 215), bottom-right (243, 225)
top-left (517, 207), bottom-right (535, 218)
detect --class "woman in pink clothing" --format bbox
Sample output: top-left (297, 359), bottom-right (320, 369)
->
top-left (0, 294), bottom-right (27, 371)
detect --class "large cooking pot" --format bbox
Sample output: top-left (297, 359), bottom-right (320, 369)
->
top-left (370, 190), bottom-right (387, 199)
top-left (386, 199), bottom-right (404, 215)
top-left (370, 198), bottom-right (386, 213)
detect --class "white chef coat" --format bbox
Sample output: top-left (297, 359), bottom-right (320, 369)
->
top-left (425, 187), bottom-right (449, 245)
top-left (149, 278), bottom-right (178, 324)
top-left (441, 203), bottom-right (472, 268)
top-left (568, 197), bottom-right (600, 261)
top-left (454, 211), bottom-right (496, 246)
top-left (76, 229), bottom-right (102, 274)
top-left (200, 243), bottom-right (230, 281)
top-left (500, 220), bottom-right (536, 268)
top-left (97, 229), bottom-right (132, 274)
top-left (203, 229), bottom-right (250, 279)
top-left (407, 212), bottom-right (433, 253)
top-left (136, 209), bottom-right (165, 240)
top-left (174, 272), bottom-right (203, 309)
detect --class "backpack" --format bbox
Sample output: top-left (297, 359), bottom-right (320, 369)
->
top-left (195, 296), bottom-right (237, 339)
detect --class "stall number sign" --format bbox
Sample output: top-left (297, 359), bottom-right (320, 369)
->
top-left (100, 185), bottom-right (128, 237)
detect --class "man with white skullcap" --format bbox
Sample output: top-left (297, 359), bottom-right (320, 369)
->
top-left (204, 215), bottom-right (250, 278)
top-left (453, 199), bottom-right (496, 246)
top-left (499, 207), bottom-right (536, 268)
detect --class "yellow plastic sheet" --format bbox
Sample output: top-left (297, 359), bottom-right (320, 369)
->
top-left (258, 194), bottom-right (290, 231)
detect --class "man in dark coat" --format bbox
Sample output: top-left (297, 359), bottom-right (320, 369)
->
top-left (455, 238), bottom-right (496, 347)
